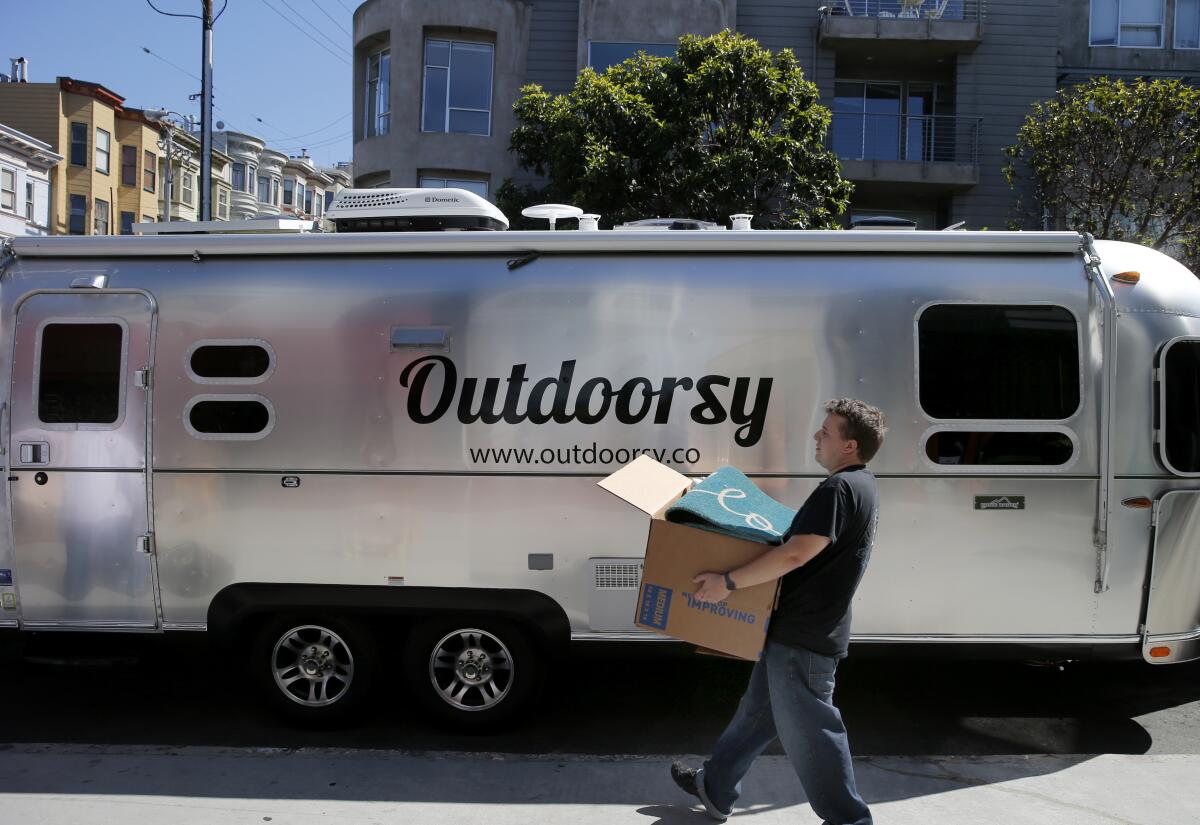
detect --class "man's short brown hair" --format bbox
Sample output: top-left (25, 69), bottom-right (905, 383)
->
top-left (825, 398), bottom-right (887, 463)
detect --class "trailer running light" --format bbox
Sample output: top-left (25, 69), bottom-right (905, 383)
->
top-left (1112, 271), bottom-right (1141, 284)
top-left (1121, 497), bottom-right (1153, 509)
top-left (1149, 646), bottom-right (1171, 658)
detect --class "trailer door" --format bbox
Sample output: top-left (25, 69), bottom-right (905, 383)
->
top-left (8, 292), bottom-right (157, 628)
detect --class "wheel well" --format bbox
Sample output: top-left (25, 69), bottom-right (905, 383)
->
top-left (208, 583), bottom-right (570, 660)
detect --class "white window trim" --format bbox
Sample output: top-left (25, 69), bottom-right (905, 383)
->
top-left (1089, 0), bottom-right (1167, 48)
top-left (0, 166), bottom-right (15, 213)
top-left (95, 128), bottom-right (111, 174)
top-left (1177, 0), bottom-right (1200, 48)
top-left (421, 38), bottom-right (494, 137)
top-left (364, 47), bottom-right (391, 138)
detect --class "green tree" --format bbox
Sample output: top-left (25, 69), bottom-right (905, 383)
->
top-left (497, 30), bottom-right (851, 229)
top-left (1004, 77), bottom-right (1200, 272)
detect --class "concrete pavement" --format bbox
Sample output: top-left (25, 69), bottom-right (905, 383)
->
top-left (1, 744), bottom-right (1197, 824)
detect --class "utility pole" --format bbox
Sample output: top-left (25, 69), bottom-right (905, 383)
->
top-left (200, 0), bottom-right (214, 221)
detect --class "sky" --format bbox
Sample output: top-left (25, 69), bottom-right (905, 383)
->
top-left (3, 0), bottom-right (356, 167)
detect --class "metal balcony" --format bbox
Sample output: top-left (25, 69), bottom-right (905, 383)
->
top-left (832, 112), bottom-right (981, 189)
top-left (820, 0), bottom-right (985, 58)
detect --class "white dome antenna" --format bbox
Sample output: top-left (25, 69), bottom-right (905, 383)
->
top-left (521, 203), bottom-right (583, 231)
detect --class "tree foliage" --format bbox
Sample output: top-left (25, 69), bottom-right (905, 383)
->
top-left (497, 30), bottom-right (851, 229)
top-left (1004, 77), bottom-right (1200, 272)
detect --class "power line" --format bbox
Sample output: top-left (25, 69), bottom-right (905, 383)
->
top-left (262, 0), bottom-right (350, 60)
top-left (142, 46), bottom-right (201, 82)
top-left (269, 112), bottom-right (352, 142)
top-left (335, 0), bottom-right (357, 14)
top-left (145, 0), bottom-right (201, 20)
top-left (310, 0), bottom-right (351, 37)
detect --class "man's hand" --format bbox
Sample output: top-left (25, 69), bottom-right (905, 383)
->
top-left (692, 572), bottom-right (730, 603)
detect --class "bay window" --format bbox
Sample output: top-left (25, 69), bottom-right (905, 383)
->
top-left (422, 38), bottom-right (493, 136)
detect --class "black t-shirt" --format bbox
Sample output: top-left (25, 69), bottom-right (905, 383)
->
top-left (767, 465), bottom-right (879, 658)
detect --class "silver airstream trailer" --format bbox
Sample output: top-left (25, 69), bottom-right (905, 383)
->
top-left (1, 188), bottom-right (1198, 727)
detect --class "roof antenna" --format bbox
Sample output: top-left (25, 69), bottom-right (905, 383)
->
top-left (521, 203), bottom-right (583, 230)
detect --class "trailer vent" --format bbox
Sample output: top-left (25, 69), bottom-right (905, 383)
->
top-left (327, 187), bottom-right (509, 232)
top-left (594, 562), bottom-right (643, 589)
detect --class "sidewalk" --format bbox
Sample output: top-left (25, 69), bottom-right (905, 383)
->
top-left (1, 744), bottom-right (1197, 824)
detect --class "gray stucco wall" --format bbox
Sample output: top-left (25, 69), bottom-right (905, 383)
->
top-left (352, 0), bottom-right (533, 191)
top-left (951, 0), bottom-right (1059, 230)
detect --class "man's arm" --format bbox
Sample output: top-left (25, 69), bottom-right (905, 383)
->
top-left (692, 533), bottom-right (831, 603)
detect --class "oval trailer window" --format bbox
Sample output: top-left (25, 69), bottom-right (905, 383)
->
top-left (188, 399), bottom-right (271, 434)
top-left (190, 345), bottom-right (271, 379)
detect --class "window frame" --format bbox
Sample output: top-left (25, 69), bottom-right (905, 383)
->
top-left (181, 171), bottom-right (194, 206)
top-left (68, 193), bottom-right (87, 235)
top-left (421, 38), bottom-right (493, 136)
top-left (70, 122), bottom-right (88, 167)
top-left (183, 393), bottom-right (276, 441)
top-left (184, 338), bottom-right (277, 385)
top-left (25, 180), bottom-right (35, 220)
top-left (1089, 0), bottom-right (1167, 47)
top-left (119, 210), bottom-right (135, 235)
top-left (914, 300), bottom-right (1085, 424)
top-left (919, 424), bottom-right (1081, 474)
top-left (143, 150), bottom-right (157, 193)
top-left (1156, 336), bottom-right (1200, 476)
top-left (1177, 0), bottom-right (1200, 48)
top-left (364, 46), bottom-right (391, 138)
top-left (419, 174), bottom-right (489, 198)
top-left (256, 175), bottom-right (270, 204)
top-left (283, 178), bottom-right (294, 205)
top-left (32, 316), bottom-right (129, 432)
top-left (120, 145), bottom-right (137, 186)
top-left (0, 167), bottom-right (15, 212)
top-left (217, 187), bottom-right (229, 219)
top-left (93, 198), bottom-right (110, 235)
top-left (95, 128), bottom-right (111, 174)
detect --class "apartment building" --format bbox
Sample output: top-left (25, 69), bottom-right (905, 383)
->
top-left (158, 125), bottom-right (234, 224)
top-left (352, 0), bottom-right (1200, 230)
top-left (0, 122), bottom-right (61, 238)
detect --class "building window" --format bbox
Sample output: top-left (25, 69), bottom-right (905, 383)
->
top-left (70, 122), bottom-right (88, 166)
top-left (218, 187), bottom-right (229, 219)
top-left (587, 41), bottom-right (675, 71)
top-left (419, 175), bottom-right (489, 198)
top-left (232, 162), bottom-right (245, 192)
top-left (304, 188), bottom-right (314, 215)
top-left (257, 175), bottom-right (270, 203)
top-left (422, 39), bottom-right (493, 136)
top-left (120, 145), bottom-right (137, 186)
top-left (37, 323), bottom-right (124, 426)
top-left (365, 48), bottom-right (391, 137)
top-left (1090, 0), bottom-right (1165, 47)
top-left (25, 181), bottom-right (35, 219)
top-left (120, 210), bottom-right (135, 235)
top-left (832, 81), bottom-right (956, 163)
top-left (0, 168), bottom-right (14, 212)
top-left (182, 171), bottom-right (194, 206)
top-left (918, 304), bottom-right (1080, 420)
top-left (1178, 0), bottom-right (1200, 47)
top-left (94, 198), bottom-right (110, 235)
top-left (248, 164), bottom-right (257, 193)
top-left (69, 194), bottom-right (87, 234)
top-left (95, 128), bottom-right (111, 174)
top-left (271, 178), bottom-right (279, 205)
top-left (144, 150), bottom-right (156, 192)
top-left (296, 182), bottom-right (305, 212)
top-left (283, 178), bottom-right (294, 205)
top-left (325, 190), bottom-right (335, 211)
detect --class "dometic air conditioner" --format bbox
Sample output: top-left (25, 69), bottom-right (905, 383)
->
top-left (327, 188), bottom-right (510, 232)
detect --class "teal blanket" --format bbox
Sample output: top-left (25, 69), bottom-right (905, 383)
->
top-left (665, 466), bottom-right (797, 545)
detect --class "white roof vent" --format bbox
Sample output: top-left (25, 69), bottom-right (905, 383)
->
top-left (521, 203), bottom-right (583, 230)
top-left (327, 187), bottom-right (509, 232)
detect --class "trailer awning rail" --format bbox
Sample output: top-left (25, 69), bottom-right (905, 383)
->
top-left (7, 230), bottom-right (1085, 259)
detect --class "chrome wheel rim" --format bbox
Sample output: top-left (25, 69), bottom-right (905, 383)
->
top-left (271, 624), bottom-right (355, 707)
top-left (428, 628), bottom-right (514, 712)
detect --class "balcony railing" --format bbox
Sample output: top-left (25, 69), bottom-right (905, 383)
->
top-left (832, 112), bottom-right (981, 165)
top-left (831, 0), bottom-right (984, 21)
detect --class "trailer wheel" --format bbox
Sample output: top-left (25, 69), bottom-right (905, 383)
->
top-left (252, 615), bottom-right (376, 726)
top-left (403, 619), bottom-right (542, 730)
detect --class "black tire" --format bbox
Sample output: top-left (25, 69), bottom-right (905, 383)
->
top-left (402, 618), bottom-right (543, 731)
top-left (250, 614), bottom-right (377, 727)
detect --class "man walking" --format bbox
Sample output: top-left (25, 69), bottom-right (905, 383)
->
top-left (672, 398), bottom-right (886, 825)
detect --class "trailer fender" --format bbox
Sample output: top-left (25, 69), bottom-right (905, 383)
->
top-left (207, 583), bottom-right (571, 660)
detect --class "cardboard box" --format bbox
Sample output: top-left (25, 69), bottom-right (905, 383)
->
top-left (598, 456), bottom-right (780, 660)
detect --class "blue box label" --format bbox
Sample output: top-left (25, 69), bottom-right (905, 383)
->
top-left (0, 569), bottom-right (10, 586)
top-left (638, 583), bottom-right (672, 630)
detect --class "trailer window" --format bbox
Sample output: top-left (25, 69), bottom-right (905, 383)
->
top-left (187, 398), bottom-right (272, 437)
top-left (1163, 340), bottom-right (1200, 473)
top-left (37, 323), bottom-right (123, 425)
top-left (925, 431), bottom-right (1073, 466)
top-left (189, 344), bottom-right (272, 380)
top-left (919, 305), bottom-right (1079, 420)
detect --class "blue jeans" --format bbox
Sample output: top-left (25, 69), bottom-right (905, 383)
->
top-left (702, 640), bottom-right (872, 825)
